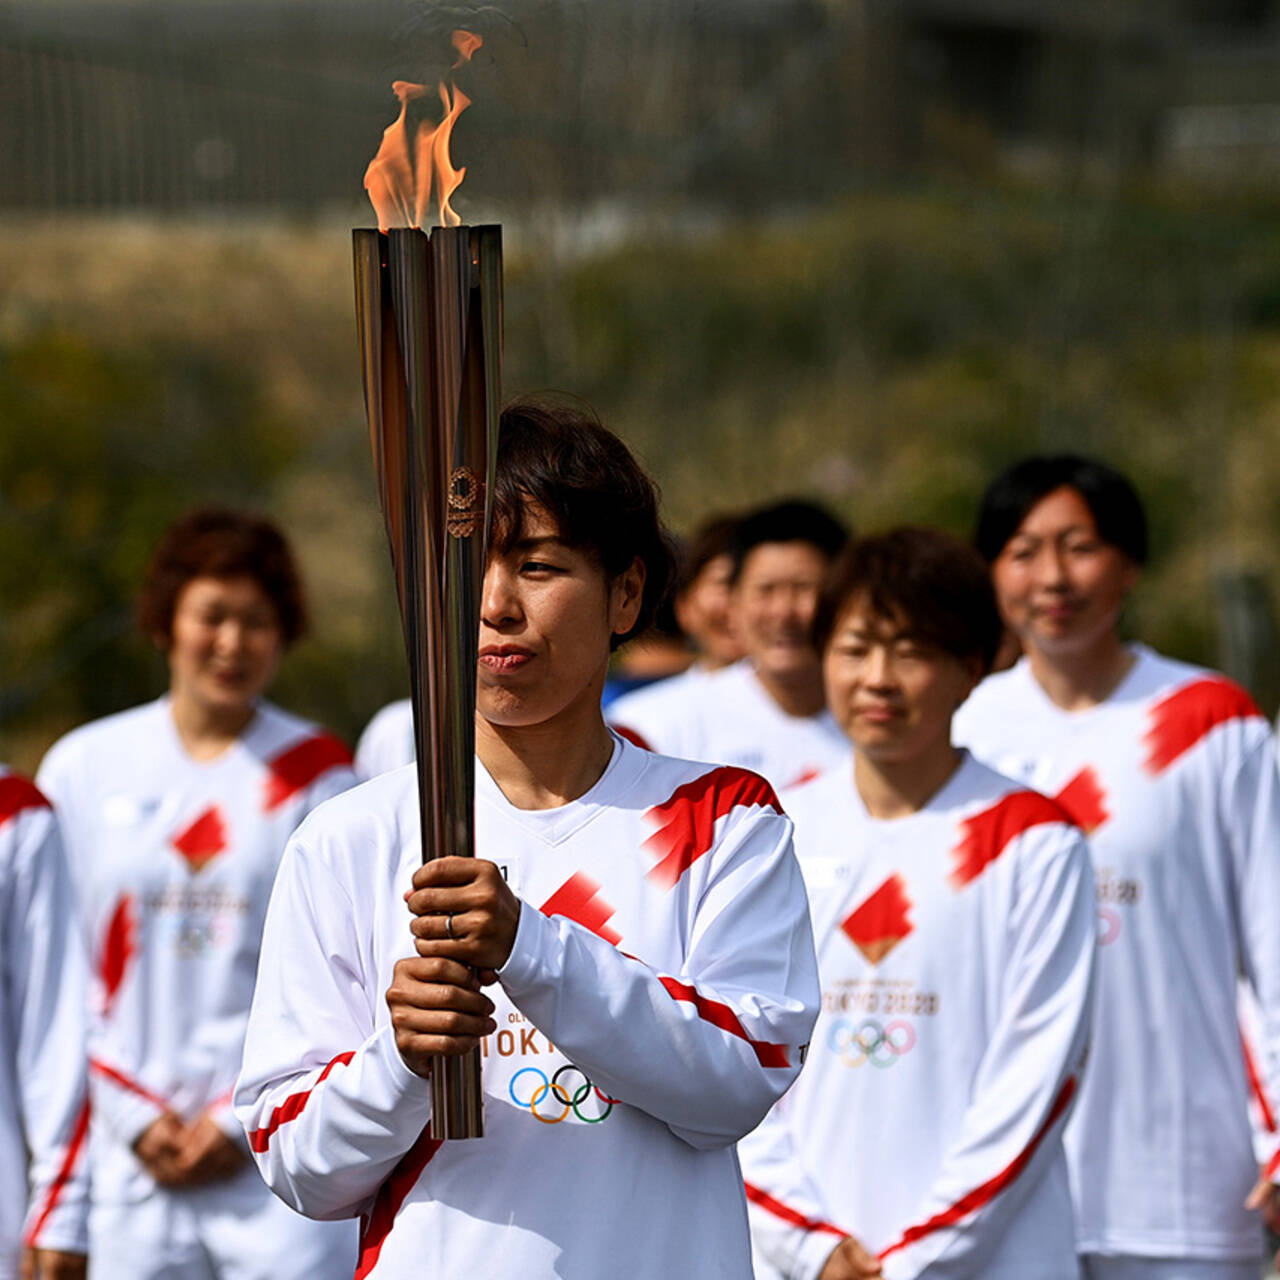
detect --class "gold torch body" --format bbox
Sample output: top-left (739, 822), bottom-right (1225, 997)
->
top-left (353, 224), bottom-right (502, 1140)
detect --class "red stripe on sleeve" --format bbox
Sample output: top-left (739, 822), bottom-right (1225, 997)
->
top-left (0, 773), bottom-right (51, 827)
top-left (1264, 1147), bottom-right (1280, 1184)
top-left (355, 1127), bottom-right (443, 1280)
top-left (22, 1095), bottom-right (90, 1248)
top-left (657, 974), bottom-right (790, 1068)
top-left (878, 1075), bottom-right (1077, 1263)
top-left (98, 894), bottom-right (137, 1017)
top-left (263, 733), bottom-right (354, 812)
top-left (744, 1180), bottom-right (846, 1238)
top-left (1143, 677), bottom-right (1263, 776)
top-left (89, 1058), bottom-right (170, 1111)
top-left (644, 766), bottom-right (782, 890)
top-left (247, 1051), bottom-right (355, 1153)
top-left (949, 790), bottom-right (1074, 889)
top-left (1242, 1028), bottom-right (1277, 1135)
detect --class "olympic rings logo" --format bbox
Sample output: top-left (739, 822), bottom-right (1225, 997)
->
top-left (509, 1065), bottom-right (617, 1124)
top-left (826, 1017), bottom-right (916, 1068)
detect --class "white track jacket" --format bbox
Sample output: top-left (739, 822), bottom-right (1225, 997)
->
top-left (741, 754), bottom-right (1095, 1279)
top-left (955, 646), bottom-right (1280, 1260)
top-left (0, 771), bottom-right (89, 1276)
top-left (608, 659), bottom-right (849, 790)
top-left (235, 737), bottom-right (820, 1279)
top-left (37, 698), bottom-right (355, 1205)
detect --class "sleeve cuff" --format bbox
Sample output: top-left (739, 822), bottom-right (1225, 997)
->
top-left (793, 1229), bottom-right (847, 1280)
top-left (98, 1089), bottom-right (166, 1150)
top-left (495, 897), bottom-right (549, 992)
top-left (373, 1020), bottom-right (439, 1107)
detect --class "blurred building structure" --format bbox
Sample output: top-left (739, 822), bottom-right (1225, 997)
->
top-left (0, 0), bottom-right (1279, 215)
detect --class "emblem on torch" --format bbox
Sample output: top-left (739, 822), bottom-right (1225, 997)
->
top-left (352, 29), bottom-right (499, 1141)
top-left (447, 467), bottom-right (485, 539)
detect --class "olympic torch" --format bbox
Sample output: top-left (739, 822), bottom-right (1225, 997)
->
top-left (352, 31), bottom-right (500, 1141)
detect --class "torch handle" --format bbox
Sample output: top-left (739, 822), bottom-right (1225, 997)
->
top-left (354, 225), bottom-right (501, 1142)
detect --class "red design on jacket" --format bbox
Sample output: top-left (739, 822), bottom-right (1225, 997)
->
top-left (99, 895), bottom-right (137, 1015)
top-left (541, 873), bottom-right (622, 946)
top-left (1054, 767), bottom-right (1109, 834)
top-left (949, 791), bottom-right (1072, 889)
top-left (263, 733), bottom-right (353, 812)
top-left (172, 806), bottom-right (228, 872)
top-left (644, 766), bottom-right (782, 890)
top-left (1143, 677), bottom-right (1263, 776)
top-left (0, 773), bottom-right (51, 826)
top-left (842, 874), bottom-right (914, 965)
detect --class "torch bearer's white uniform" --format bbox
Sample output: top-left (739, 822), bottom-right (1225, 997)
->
top-left (954, 646), bottom-right (1280, 1273)
top-left (235, 737), bottom-right (819, 1280)
top-left (37, 699), bottom-right (360, 1280)
top-left (608, 658), bottom-right (850, 791)
top-left (0, 770), bottom-right (89, 1279)
top-left (740, 754), bottom-right (1095, 1280)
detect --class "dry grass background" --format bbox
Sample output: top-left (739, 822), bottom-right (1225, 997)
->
top-left (4, 179), bottom-right (1280, 764)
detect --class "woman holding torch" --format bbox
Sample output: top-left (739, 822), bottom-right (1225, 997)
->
top-left (235, 398), bottom-right (820, 1279)
top-left (37, 508), bottom-right (359, 1280)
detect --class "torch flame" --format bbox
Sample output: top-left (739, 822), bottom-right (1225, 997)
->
top-left (363, 30), bottom-right (482, 231)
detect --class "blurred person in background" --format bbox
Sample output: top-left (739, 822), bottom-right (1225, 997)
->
top-left (741, 528), bottom-right (1094, 1280)
top-left (610, 499), bottom-right (850, 790)
top-left (0, 769), bottom-right (88, 1280)
top-left (606, 511), bottom-right (744, 724)
top-left (37, 509), bottom-right (360, 1280)
top-left (954, 455), bottom-right (1280, 1280)
top-left (600, 589), bottom-right (693, 711)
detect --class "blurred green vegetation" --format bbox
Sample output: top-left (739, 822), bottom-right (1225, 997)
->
top-left (4, 175), bottom-right (1280, 768)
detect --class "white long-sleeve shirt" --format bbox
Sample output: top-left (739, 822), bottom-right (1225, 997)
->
top-left (37, 698), bottom-right (356, 1205)
top-left (955, 645), bottom-right (1280, 1260)
top-left (741, 754), bottom-right (1095, 1280)
top-left (235, 737), bottom-right (820, 1279)
top-left (0, 771), bottom-right (89, 1277)
top-left (354, 699), bottom-right (414, 779)
top-left (609, 659), bottom-right (850, 790)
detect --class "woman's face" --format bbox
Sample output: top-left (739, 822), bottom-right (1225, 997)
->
top-left (675, 552), bottom-right (742, 668)
top-left (476, 502), bottom-right (643, 732)
top-left (167, 575), bottom-right (284, 716)
top-left (991, 486), bottom-right (1137, 662)
top-left (824, 598), bottom-right (980, 767)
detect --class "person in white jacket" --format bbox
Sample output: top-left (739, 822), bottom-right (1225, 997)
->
top-left (0, 769), bottom-right (88, 1280)
top-left (38, 508), bottom-right (359, 1280)
top-left (741, 526), bottom-right (1096, 1280)
top-left (954, 454), bottom-right (1280, 1280)
top-left (609, 499), bottom-right (852, 790)
top-left (235, 397), bottom-right (821, 1280)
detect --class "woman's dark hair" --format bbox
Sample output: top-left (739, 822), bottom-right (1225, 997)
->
top-left (678, 513), bottom-right (741, 596)
top-left (137, 507), bottom-right (308, 647)
top-left (975, 454), bottom-right (1148, 566)
top-left (492, 396), bottom-right (676, 649)
top-left (729, 499), bottom-right (851, 583)
top-left (813, 527), bottom-right (1003, 674)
